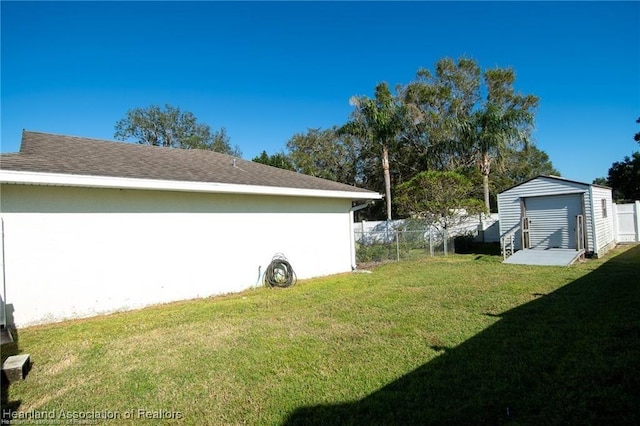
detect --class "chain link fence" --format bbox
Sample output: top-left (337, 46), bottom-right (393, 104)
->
top-left (354, 221), bottom-right (458, 264)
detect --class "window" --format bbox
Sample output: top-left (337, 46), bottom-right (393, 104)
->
top-left (601, 199), bottom-right (608, 218)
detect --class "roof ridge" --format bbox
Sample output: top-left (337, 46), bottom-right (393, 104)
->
top-left (21, 130), bottom-right (239, 158)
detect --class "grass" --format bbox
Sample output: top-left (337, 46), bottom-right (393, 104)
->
top-left (2, 245), bottom-right (639, 425)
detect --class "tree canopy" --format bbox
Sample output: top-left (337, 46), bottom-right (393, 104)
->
top-left (285, 127), bottom-right (363, 184)
top-left (251, 150), bottom-right (295, 171)
top-left (204, 56), bottom-right (553, 220)
top-left (398, 58), bottom-right (538, 211)
top-left (114, 104), bottom-right (241, 156)
top-left (604, 152), bottom-right (640, 202)
top-left (401, 57), bottom-right (480, 172)
top-left (396, 171), bottom-right (486, 231)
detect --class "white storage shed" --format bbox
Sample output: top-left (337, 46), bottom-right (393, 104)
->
top-left (498, 175), bottom-right (615, 260)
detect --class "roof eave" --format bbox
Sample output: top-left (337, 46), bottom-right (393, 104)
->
top-left (0, 170), bottom-right (382, 201)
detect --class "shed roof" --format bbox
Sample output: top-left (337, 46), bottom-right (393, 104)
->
top-left (498, 175), bottom-right (610, 194)
top-left (1, 131), bottom-right (379, 199)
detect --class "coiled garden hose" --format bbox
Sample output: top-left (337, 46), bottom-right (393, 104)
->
top-left (264, 254), bottom-right (297, 288)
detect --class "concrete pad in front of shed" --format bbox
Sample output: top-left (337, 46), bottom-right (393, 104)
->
top-left (503, 249), bottom-right (583, 266)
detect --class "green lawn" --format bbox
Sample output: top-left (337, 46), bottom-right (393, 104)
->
top-left (3, 245), bottom-right (639, 425)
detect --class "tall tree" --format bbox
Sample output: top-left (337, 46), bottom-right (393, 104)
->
top-left (592, 177), bottom-right (608, 187)
top-left (594, 117), bottom-right (640, 201)
top-left (497, 145), bottom-right (560, 185)
top-left (287, 126), bottom-right (362, 186)
top-left (471, 68), bottom-right (538, 211)
top-left (604, 152), bottom-right (640, 202)
top-left (114, 104), bottom-right (241, 156)
top-left (486, 145), bottom-right (560, 208)
top-left (400, 57), bottom-right (542, 211)
top-left (343, 83), bottom-right (406, 220)
top-left (402, 57), bottom-right (481, 172)
top-left (286, 127), bottom-right (362, 185)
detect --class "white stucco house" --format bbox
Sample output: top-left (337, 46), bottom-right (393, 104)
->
top-left (498, 175), bottom-right (615, 261)
top-left (0, 131), bottom-right (381, 326)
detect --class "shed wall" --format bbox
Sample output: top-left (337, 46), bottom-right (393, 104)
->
top-left (589, 185), bottom-right (615, 256)
top-left (1, 184), bottom-right (354, 326)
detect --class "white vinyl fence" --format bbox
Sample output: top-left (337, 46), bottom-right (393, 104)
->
top-left (613, 201), bottom-right (640, 243)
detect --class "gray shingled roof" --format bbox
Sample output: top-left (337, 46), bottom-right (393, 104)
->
top-left (1, 131), bottom-right (377, 195)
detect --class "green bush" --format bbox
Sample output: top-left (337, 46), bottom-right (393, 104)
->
top-left (356, 243), bottom-right (392, 263)
top-left (454, 232), bottom-right (476, 253)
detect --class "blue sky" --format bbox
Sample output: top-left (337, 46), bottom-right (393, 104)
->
top-left (2, 1), bottom-right (639, 183)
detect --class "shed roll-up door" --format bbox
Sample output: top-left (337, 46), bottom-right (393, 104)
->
top-left (524, 194), bottom-right (583, 249)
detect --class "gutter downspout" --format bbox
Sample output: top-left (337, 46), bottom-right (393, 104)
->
top-left (350, 201), bottom-right (374, 270)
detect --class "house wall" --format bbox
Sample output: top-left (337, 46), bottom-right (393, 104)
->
top-left (1, 184), bottom-right (354, 326)
top-left (497, 177), bottom-right (594, 252)
top-left (589, 185), bottom-right (615, 256)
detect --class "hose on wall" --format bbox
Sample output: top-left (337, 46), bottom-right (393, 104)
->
top-left (264, 254), bottom-right (296, 288)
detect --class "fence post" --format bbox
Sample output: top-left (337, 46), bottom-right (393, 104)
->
top-left (396, 230), bottom-right (400, 261)
top-left (385, 220), bottom-right (390, 243)
top-left (429, 227), bottom-right (434, 257)
top-left (443, 229), bottom-right (448, 256)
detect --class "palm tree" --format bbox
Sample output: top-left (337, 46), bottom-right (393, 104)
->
top-left (472, 69), bottom-right (538, 211)
top-left (342, 83), bottom-right (405, 221)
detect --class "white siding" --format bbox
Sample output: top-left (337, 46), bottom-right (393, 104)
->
top-left (498, 177), bottom-right (594, 252)
top-left (589, 185), bottom-right (615, 256)
top-left (1, 184), bottom-right (355, 326)
top-left (497, 191), bottom-right (524, 249)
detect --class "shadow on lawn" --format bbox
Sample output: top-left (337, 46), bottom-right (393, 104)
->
top-left (284, 245), bottom-right (640, 425)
